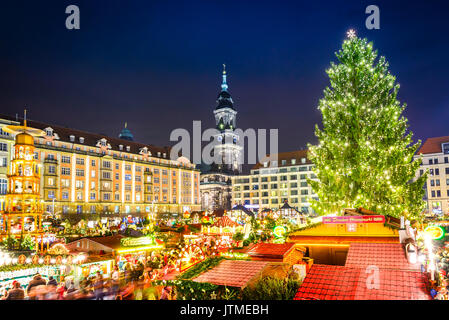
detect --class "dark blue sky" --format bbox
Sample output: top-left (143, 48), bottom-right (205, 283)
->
top-left (1, 0), bottom-right (448, 162)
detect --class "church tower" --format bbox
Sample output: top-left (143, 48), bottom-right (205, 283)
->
top-left (213, 65), bottom-right (242, 174)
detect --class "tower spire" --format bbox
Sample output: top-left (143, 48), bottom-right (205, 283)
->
top-left (24, 109), bottom-right (27, 127)
top-left (221, 64), bottom-right (228, 91)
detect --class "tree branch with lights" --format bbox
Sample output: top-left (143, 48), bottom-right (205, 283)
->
top-left (308, 30), bottom-right (427, 219)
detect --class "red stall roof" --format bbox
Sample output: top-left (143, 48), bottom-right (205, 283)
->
top-left (345, 242), bottom-right (420, 271)
top-left (294, 264), bottom-right (430, 300)
top-left (247, 243), bottom-right (299, 259)
top-left (294, 242), bottom-right (430, 300)
top-left (192, 260), bottom-right (268, 288)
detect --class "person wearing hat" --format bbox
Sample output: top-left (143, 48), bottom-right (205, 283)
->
top-left (5, 281), bottom-right (25, 300)
top-left (27, 273), bottom-right (47, 299)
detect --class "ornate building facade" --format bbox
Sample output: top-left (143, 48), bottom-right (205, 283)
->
top-left (0, 114), bottom-right (201, 217)
top-left (200, 65), bottom-right (242, 211)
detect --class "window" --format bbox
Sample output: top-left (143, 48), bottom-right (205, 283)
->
top-left (436, 168), bottom-right (440, 175)
top-left (436, 179), bottom-right (440, 186)
top-left (102, 172), bottom-right (111, 179)
top-left (103, 193), bottom-right (111, 201)
top-left (0, 179), bottom-right (7, 194)
top-left (0, 143), bottom-right (7, 152)
top-left (91, 159), bottom-right (96, 167)
top-left (90, 193), bottom-right (96, 200)
top-left (61, 179), bottom-right (70, 187)
top-left (430, 180), bottom-right (434, 187)
top-left (61, 156), bottom-right (71, 164)
top-left (76, 169), bottom-right (84, 177)
top-left (115, 163), bottom-right (119, 170)
top-left (48, 190), bottom-right (55, 199)
top-left (291, 159), bottom-right (296, 165)
top-left (431, 191), bottom-right (436, 197)
top-left (61, 167), bottom-right (71, 175)
top-left (437, 190), bottom-right (441, 197)
top-left (115, 173), bottom-right (119, 180)
top-left (62, 192), bottom-right (69, 199)
top-left (445, 157), bottom-right (448, 164)
top-left (79, 137), bottom-right (84, 143)
top-left (446, 168), bottom-right (449, 175)
top-left (76, 158), bottom-right (85, 165)
top-left (115, 194), bottom-right (120, 201)
top-left (125, 174), bottom-right (131, 181)
top-left (102, 161), bottom-right (111, 168)
top-left (91, 170), bottom-right (95, 178)
top-left (75, 180), bottom-right (84, 189)
top-left (125, 165), bottom-right (131, 171)
top-left (443, 143), bottom-right (449, 154)
top-left (429, 159), bottom-right (433, 165)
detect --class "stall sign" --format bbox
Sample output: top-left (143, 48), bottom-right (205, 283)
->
top-left (424, 225), bottom-right (446, 240)
top-left (322, 215), bottom-right (385, 224)
top-left (273, 225), bottom-right (287, 238)
top-left (120, 236), bottom-right (155, 247)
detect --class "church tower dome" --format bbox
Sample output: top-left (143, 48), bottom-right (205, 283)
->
top-left (119, 122), bottom-right (134, 141)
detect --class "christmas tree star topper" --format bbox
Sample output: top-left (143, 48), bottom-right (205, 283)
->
top-left (346, 29), bottom-right (356, 39)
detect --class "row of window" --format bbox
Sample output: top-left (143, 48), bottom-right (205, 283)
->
top-left (235, 181), bottom-right (309, 191)
top-left (420, 168), bottom-right (449, 176)
top-left (430, 190), bottom-right (449, 198)
top-left (235, 174), bottom-right (315, 184)
top-left (234, 189), bottom-right (310, 198)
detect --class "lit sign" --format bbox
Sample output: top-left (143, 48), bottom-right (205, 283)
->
top-left (120, 236), bottom-right (155, 247)
top-left (322, 215), bottom-right (385, 224)
top-left (424, 225), bottom-right (445, 240)
top-left (273, 225), bottom-right (287, 238)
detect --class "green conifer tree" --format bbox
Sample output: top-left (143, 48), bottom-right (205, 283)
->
top-left (308, 30), bottom-right (426, 219)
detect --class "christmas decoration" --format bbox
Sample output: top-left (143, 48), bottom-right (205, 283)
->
top-left (308, 32), bottom-right (427, 218)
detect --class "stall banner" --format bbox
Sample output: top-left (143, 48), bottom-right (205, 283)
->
top-left (120, 236), bottom-right (155, 247)
top-left (322, 215), bottom-right (385, 224)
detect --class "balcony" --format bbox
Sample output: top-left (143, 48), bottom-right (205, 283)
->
top-left (44, 157), bottom-right (58, 164)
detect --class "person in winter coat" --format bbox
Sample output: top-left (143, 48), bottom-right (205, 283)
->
top-left (47, 276), bottom-right (58, 287)
top-left (27, 274), bottom-right (47, 299)
top-left (5, 282), bottom-right (25, 300)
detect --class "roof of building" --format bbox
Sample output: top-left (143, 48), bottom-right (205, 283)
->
top-left (213, 216), bottom-right (239, 227)
top-left (192, 260), bottom-right (268, 288)
top-left (252, 149), bottom-right (311, 170)
top-left (231, 204), bottom-right (255, 216)
top-left (0, 114), bottom-right (172, 159)
top-left (293, 264), bottom-right (430, 300)
top-left (344, 242), bottom-right (420, 271)
top-left (83, 235), bottom-right (124, 250)
top-left (247, 243), bottom-right (302, 259)
top-left (417, 136), bottom-right (449, 154)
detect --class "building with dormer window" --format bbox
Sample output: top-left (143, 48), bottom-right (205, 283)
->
top-left (0, 114), bottom-right (201, 216)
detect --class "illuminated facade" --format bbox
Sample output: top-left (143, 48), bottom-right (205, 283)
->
top-left (231, 150), bottom-right (317, 213)
top-left (200, 65), bottom-right (240, 211)
top-left (415, 136), bottom-right (449, 216)
top-left (1, 119), bottom-right (45, 238)
top-left (0, 115), bottom-right (201, 216)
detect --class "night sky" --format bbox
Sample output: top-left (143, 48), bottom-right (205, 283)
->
top-left (1, 0), bottom-right (449, 172)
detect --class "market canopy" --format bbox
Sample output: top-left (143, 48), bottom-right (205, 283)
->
top-left (231, 205), bottom-right (254, 216)
top-left (193, 260), bottom-right (268, 288)
top-left (213, 216), bottom-right (239, 228)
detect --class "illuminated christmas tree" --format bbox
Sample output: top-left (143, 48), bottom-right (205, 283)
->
top-left (1, 111), bottom-right (46, 248)
top-left (308, 30), bottom-right (427, 219)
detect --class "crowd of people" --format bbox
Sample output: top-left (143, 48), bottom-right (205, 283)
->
top-left (1, 267), bottom-right (177, 300)
top-left (0, 235), bottom-right (235, 300)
